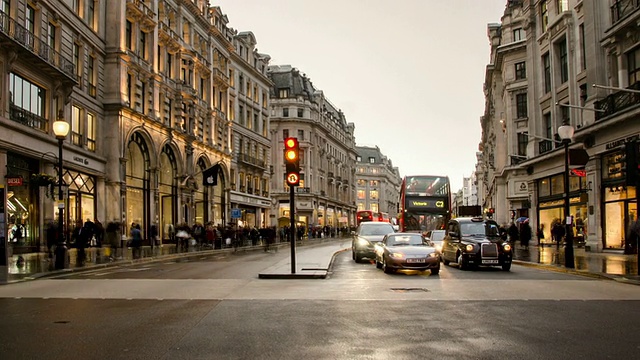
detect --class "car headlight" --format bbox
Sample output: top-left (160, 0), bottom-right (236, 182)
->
top-left (428, 252), bottom-right (439, 258)
top-left (357, 238), bottom-right (370, 246)
top-left (503, 244), bottom-right (512, 252)
top-left (389, 252), bottom-right (404, 259)
top-left (465, 244), bottom-right (474, 252)
top-left (435, 244), bottom-right (443, 252)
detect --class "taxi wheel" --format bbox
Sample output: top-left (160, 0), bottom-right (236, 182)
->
top-left (443, 258), bottom-right (450, 266)
top-left (376, 258), bottom-right (382, 269)
top-left (430, 267), bottom-right (440, 275)
top-left (502, 262), bottom-right (511, 271)
top-left (457, 253), bottom-right (467, 271)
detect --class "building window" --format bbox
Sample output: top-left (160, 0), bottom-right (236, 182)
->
top-left (560, 104), bottom-right (570, 124)
top-left (370, 190), bottom-right (379, 200)
top-left (88, 0), bottom-right (96, 31)
top-left (140, 30), bottom-right (147, 59)
top-left (229, 69), bottom-right (235, 87)
top-left (238, 105), bottom-right (244, 125)
top-left (628, 48), bottom-right (640, 86)
top-left (127, 73), bottom-right (132, 106)
top-left (368, 157), bottom-right (375, 164)
top-left (515, 61), bottom-right (526, 80)
top-left (516, 93), bottom-right (528, 119)
top-left (556, 0), bottom-right (568, 13)
top-left (48, 23), bottom-right (56, 49)
top-left (278, 88), bottom-right (289, 98)
top-left (544, 113), bottom-right (552, 139)
top-left (125, 20), bottom-right (132, 49)
top-left (25, 5), bottom-right (35, 34)
top-left (71, 105), bottom-right (83, 146)
top-left (298, 129), bottom-right (304, 141)
top-left (579, 24), bottom-right (586, 71)
top-left (87, 113), bottom-right (96, 151)
top-left (540, 2), bottom-right (548, 33)
top-left (73, 43), bottom-right (81, 79)
top-left (283, 108), bottom-right (289, 117)
top-left (357, 179), bottom-right (366, 186)
top-left (8, 73), bottom-right (47, 129)
top-left (543, 52), bottom-right (551, 93)
top-left (513, 28), bottom-right (524, 42)
top-left (357, 190), bottom-right (365, 199)
top-left (0, 0), bottom-right (9, 13)
top-left (356, 156), bottom-right (362, 162)
top-left (517, 132), bottom-right (528, 156)
top-left (558, 38), bottom-right (568, 83)
top-left (370, 180), bottom-right (379, 186)
top-left (88, 56), bottom-right (96, 97)
top-left (297, 108), bottom-right (303, 117)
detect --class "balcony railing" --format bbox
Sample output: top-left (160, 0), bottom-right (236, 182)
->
top-left (539, 140), bottom-right (554, 154)
top-left (0, 11), bottom-right (76, 81)
top-left (611, 0), bottom-right (640, 24)
top-left (594, 82), bottom-right (640, 121)
top-left (238, 153), bottom-right (265, 168)
top-left (9, 104), bottom-right (48, 132)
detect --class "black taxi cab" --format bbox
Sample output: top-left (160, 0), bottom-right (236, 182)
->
top-left (441, 217), bottom-right (512, 271)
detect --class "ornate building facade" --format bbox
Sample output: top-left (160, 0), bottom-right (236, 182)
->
top-left (354, 145), bottom-right (401, 220)
top-left (0, 0), bottom-right (263, 255)
top-left (479, 0), bottom-right (640, 252)
top-left (267, 65), bottom-right (357, 229)
top-left (228, 31), bottom-right (272, 228)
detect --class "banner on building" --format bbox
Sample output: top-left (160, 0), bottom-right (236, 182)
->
top-left (202, 164), bottom-right (221, 186)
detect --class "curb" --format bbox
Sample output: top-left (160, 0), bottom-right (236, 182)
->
top-left (512, 260), bottom-right (640, 284)
top-left (7, 238), bottom-right (349, 283)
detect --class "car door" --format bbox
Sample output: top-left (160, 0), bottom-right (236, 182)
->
top-left (443, 221), bottom-right (458, 261)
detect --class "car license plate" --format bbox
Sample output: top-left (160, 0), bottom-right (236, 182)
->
top-left (407, 258), bottom-right (426, 263)
top-left (482, 259), bottom-right (499, 264)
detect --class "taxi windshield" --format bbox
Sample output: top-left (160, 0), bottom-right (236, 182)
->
top-left (460, 222), bottom-right (499, 237)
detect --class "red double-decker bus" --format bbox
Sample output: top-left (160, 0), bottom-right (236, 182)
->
top-left (398, 175), bottom-right (452, 233)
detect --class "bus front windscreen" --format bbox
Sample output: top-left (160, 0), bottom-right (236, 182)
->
top-left (402, 212), bottom-right (447, 232)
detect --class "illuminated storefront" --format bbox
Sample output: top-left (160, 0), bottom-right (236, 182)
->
top-left (601, 149), bottom-right (637, 250)
top-left (536, 173), bottom-right (588, 245)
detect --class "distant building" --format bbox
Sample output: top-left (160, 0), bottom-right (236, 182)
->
top-left (354, 146), bottom-right (402, 220)
top-left (268, 65), bottom-right (357, 228)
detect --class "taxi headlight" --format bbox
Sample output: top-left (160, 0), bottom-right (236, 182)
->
top-left (389, 252), bottom-right (404, 259)
top-left (428, 252), bottom-right (439, 258)
top-left (465, 244), bottom-right (474, 252)
top-left (357, 238), bottom-right (370, 246)
top-left (503, 244), bottom-right (512, 252)
top-left (435, 244), bottom-right (443, 252)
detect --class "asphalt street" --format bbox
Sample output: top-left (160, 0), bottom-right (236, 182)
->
top-left (0, 242), bottom-right (639, 360)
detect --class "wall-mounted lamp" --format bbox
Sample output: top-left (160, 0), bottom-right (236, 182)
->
top-left (593, 84), bottom-right (640, 94)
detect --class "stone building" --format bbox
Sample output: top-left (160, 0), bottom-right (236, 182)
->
top-left (479, 0), bottom-right (640, 252)
top-left (0, 0), bottom-right (260, 254)
top-left (354, 145), bottom-right (401, 220)
top-left (228, 31), bottom-right (272, 228)
top-left (267, 65), bottom-right (357, 230)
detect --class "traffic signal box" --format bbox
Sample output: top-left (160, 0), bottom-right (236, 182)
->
top-left (621, 140), bottom-right (639, 186)
top-left (284, 137), bottom-right (300, 186)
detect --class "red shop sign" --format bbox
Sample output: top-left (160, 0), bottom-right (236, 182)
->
top-left (7, 177), bottom-right (23, 186)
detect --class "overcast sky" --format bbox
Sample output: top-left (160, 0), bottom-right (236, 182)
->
top-left (214, 0), bottom-right (508, 191)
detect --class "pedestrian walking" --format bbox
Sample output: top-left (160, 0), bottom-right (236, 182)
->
top-left (105, 221), bottom-right (121, 260)
top-left (536, 223), bottom-right (545, 245)
top-left (508, 222), bottom-right (519, 245)
top-left (551, 220), bottom-right (565, 248)
top-left (45, 220), bottom-right (57, 259)
top-left (520, 220), bottom-right (532, 250)
top-left (130, 223), bottom-right (143, 259)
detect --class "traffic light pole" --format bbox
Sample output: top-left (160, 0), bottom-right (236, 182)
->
top-left (289, 184), bottom-right (296, 273)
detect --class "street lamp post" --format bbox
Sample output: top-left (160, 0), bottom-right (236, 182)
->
top-left (52, 111), bottom-right (70, 270)
top-left (558, 123), bottom-right (575, 269)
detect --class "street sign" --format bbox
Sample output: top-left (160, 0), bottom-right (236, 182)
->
top-left (231, 208), bottom-right (242, 219)
top-left (296, 187), bottom-right (309, 193)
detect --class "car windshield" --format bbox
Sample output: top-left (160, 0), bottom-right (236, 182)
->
top-left (460, 222), bottom-right (500, 236)
top-left (430, 231), bottom-right (446, 242)
top-left (358, 225), bottom-right (394, 236)
top-left (388, 235), bottom-right (424, 246)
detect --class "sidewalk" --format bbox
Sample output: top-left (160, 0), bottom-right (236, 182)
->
top-left (511, 244), bottom-right (640, 285)
top-left (2, 236), bottom-right (350, 283)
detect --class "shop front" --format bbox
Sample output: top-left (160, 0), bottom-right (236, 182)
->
top-left (536, 172), bottom-right (588, 245)
top-left (601, 147), bottom-right (637, 251)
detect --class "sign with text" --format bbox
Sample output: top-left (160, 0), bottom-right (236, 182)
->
top-left (405, 196), bottom-right (448, 212)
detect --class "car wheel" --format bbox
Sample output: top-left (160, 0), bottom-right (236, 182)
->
top-left (383, 259), bottom-right (393, 274)
top-left (502, 262), bottom-right (511, 271)
top-left (352, 250), bottom-right (355, 260)
top-left (375, 258), bottom-right (382, 269)
top-left (443, 257), bottom-right (450, 266)
top-left (355, 253), bottom-right (363, 263)
top-left (430, 267), bottom-right (440, 275)
top-left (457, 253), bottom-right (467, 271)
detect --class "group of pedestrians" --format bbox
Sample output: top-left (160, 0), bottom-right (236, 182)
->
top-left (501, 220), bottom-right (533, 250)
